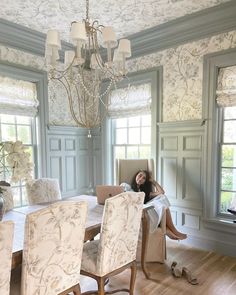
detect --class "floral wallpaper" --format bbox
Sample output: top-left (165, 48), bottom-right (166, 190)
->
top-left (128, 30), bottom-right (236, 121)
top-left (1, 30), bottom-right (236, 123)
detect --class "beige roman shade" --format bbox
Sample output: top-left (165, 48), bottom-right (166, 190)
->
top-left (108, 82), bottom-right (151, 118)
top-left (216, 65), bottom-right (236, 107)
top-left (0, 75), bottom-right (39, 116)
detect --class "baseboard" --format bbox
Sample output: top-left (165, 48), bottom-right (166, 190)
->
top-left (171, 234), bottom-right (236, 258)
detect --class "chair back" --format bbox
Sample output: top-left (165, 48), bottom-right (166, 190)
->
top-left (26, 178), bottom-right (61, 205)
top-left (97, 191), bottom-right (144, 276)
top-left (116, 158), bottom-right (154, 185)
top-left (21, 201), bottom-right (87, 295)
top-left (0, 221), bottom-right (14, 295)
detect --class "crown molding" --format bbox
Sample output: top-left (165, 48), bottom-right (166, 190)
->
top-left (0, 1), bottom-right (236, 59)
top-left (129, 0), bottom-right (236, 58)
top-left (0, 18), bottom-right (73, 60)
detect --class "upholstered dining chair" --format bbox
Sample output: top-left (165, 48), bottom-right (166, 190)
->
top-left (26, 178), bottom-right (61, 205)
top-left (116, 158), bottom-right (167, 264)
top-left (80, 191), bottom-right (144, 295)
top-left (11, 201), bottom-right (88, 295)
top-left (0, 221), bottom-right (14, 295)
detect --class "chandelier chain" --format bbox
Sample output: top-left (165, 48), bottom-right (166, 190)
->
top-left (86, 0), bottom-right (89, 21)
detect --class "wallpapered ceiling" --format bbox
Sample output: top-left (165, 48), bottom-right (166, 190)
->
top-left (0, 0), bottom-right (230, 40)
top-left (1, 30), bottom-right (236, 124)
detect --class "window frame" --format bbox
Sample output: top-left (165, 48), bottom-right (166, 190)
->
top-left (203, 48), bottom-right (236, 230)
top-left (0, 61), bottom-right (48, 186)
top-left (111, 115), bottom-right (152, 183)
top-left (101, 67), bottom-right (162, 184)
top-left (218, 107), bottom-right (236, 214)
top-left (0, 114), bottom-right (37, 207)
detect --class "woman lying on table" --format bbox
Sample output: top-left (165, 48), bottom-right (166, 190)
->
top-left (121, 170), bottom-right (187, 240)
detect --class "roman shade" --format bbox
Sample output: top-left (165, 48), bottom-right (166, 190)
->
top-left (108, 82), bottom-right (151, 118)
top-left (216, 65), bottom-right (236, 107)
top-left (0, 75), bottom-right (39, 116)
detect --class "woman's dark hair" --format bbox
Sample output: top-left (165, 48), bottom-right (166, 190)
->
top-left (131, 170), bottom-right (153, 204)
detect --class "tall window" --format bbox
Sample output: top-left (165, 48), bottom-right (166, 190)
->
top-left (0, 75), bottom-right (38, 207)
top-left (216, 66), bottom-right (236, 214)
top-left (108, 82), bottom-right (152, 182)
top-left (0, 114), bottom-right (36, 207)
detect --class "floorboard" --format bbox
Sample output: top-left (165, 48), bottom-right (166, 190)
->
top-left (80, 239), bottom-right (236, 295)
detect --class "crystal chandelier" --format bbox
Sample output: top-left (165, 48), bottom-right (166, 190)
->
top-left (45, 0), bottom-right (131, 131)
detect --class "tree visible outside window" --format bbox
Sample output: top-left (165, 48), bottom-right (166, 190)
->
top-left (219, 106), bottom-right (236, 213)
top-left (112, 114), bottom-right (151, 182)
top-left (0, 114), bottom-right (36, 207)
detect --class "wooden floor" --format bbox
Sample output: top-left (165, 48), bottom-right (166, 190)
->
top-left (80, 240), bottom-right (236, 295)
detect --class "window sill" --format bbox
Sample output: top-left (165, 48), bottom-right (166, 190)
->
top-left (203, 217), bottom-right (236, 234)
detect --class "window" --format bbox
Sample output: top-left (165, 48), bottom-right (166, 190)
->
top-left (219, 106), bottom-right (236, 213)
top-left (0, 63), bottom-right (48, 207)
top-left (112, 114), bottom-right (151, 182)
top-left (216, 65), bottom-right (236, 214)
top-left (0, 114), bottom-right (36, 207)
top-left (204, 53), bottom-right (236, 224)
top-left (102, 69), bottom-right (161, 184)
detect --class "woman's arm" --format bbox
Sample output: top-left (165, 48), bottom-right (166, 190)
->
top-left (149, 180), bottom-right (165, 197)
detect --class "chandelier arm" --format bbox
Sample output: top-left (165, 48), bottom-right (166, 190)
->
top-left (73, 81), bottom-right (87, 127)
top-left (56, 76), bottom-right (85, 127)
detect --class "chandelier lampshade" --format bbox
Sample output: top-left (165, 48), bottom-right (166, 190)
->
top-left (45, 0), bottom-right (131, 132)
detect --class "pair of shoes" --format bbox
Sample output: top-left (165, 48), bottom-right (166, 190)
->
top-left (182, 267), bottom-right (198, 285)
top-left (171, 261), bottom-right (182, 278)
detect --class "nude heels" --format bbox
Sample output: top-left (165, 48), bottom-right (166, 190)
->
top-left (182, 267), bottom-right (198, 285)
top-left (171, 261), bottom-right (182, 278)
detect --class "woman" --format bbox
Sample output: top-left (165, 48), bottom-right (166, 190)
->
top-left (122, 170), bottom-right (187, 240)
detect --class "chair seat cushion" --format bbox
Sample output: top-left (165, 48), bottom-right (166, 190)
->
top-left (81, 240), bottom-right (99, 275)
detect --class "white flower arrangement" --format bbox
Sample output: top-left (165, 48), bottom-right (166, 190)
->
top-left (0, 140), bottom-right (33, 186)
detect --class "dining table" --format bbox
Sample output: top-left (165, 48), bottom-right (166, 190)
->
top-left (3, 194), bottom-right (153, 279)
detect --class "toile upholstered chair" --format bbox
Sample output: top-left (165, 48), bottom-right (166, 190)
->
top-left (11, 201), bottom-right (88, 295)
top-left (0, 181), bottom-right (14, 212)
top-left (116, 158), bottom-right (167, 264)
top-left (0, 221), bottom-right (14, 295)
top-left (80, 191), bottom-right (144, 295)
top-left (26, 178), bottom-right (61, 205)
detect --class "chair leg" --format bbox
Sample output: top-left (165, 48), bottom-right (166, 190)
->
top-left (73, 284), bottom-right (81, 295)
top-left (129, 261), bottom-right (137, 295)
top-left (97, 276), bottom-right (105, 295)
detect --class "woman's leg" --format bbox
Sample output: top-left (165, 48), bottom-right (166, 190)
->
top-left (166, 208), bottom-right (187, 240)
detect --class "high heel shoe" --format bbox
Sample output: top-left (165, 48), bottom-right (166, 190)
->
top-left (171, 261), bottom-right (182, 278)
top-left (182, 267), bottom-right (198, 285)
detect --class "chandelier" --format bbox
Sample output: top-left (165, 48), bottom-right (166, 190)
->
top-left (45, 0), bottom-right (131, 131)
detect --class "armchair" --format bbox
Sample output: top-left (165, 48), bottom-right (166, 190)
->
top-left (116, 158), bottom-right (166, 264)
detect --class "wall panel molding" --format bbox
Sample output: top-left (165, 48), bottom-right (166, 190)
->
top-left (47, 126), bottom-right (102, 197)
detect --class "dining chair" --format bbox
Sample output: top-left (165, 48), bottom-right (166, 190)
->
top-left (26, 178), bottom-right (61, 205)
top-left (11, 201), bottom-right (88, 295)
top-left (116, 158), bottom-right (167, 264)
top-left (0, 181), bottom-right (14, 212)
top-left (80, 191), bottom-right (144, 295)
top-left (0, 221), bottom-right (14, 295)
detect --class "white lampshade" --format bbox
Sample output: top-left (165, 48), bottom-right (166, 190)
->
top-left (113, 49), bottom-right (122, 62)
top-left (45, 45), bottom-right (53, 58)
top-left (118, 39), bottom-right (131, 58)
top-left (70, 21), bottom-right (87, 42)
top-left (102, 26), bottom-right (117, 48)
top-left (64, 50), bottom-right (75, 66)
top-left (46, 30), bottom-right (61, 49)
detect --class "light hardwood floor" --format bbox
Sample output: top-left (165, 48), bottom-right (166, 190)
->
top-left (80, 240), bottom-right (236, 295)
